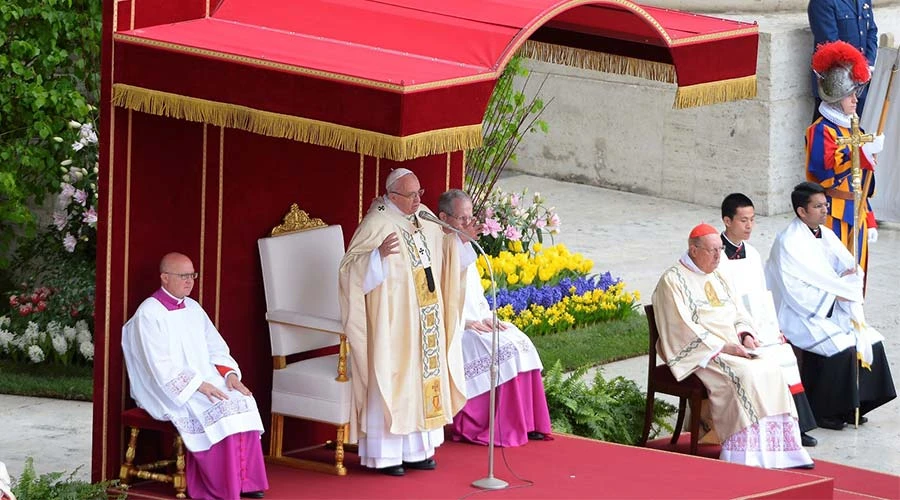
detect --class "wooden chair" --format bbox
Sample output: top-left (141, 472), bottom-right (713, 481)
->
top-left (119, 407), bottom-right (187, 499)
top-left (640, 304), bottom-right (709, 455)
top-left (257, 205), bottom-right (352, 475)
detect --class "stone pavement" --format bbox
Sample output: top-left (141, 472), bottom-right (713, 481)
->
top-left (0, 174), bottom-right (897, 483)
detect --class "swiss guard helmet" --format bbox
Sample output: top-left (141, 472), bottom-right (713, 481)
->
top-left (812, 41), bottom-right (871, 104)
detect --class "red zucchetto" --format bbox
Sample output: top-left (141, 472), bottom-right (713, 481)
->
top-left (689, 223), bottom-right (718, 238)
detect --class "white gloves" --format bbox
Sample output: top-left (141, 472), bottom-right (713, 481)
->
top-left (862, 134), bottom-right (885, 156)
top-left (868, 227), bottom-right (878, 244)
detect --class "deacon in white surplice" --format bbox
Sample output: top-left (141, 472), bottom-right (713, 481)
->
top-left (766, 182), bottom-right (896, 431)
top-left (716, 193), bottom-right (818, 447)
top-left (122, 252), bottom-right (267, 500)
top-left (339, 169), bottom-right (470, 476)
top-left (652, 223), bottom-right (813, 469)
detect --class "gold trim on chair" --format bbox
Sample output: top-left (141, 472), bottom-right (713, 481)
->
top-left (270, 204), bottom-right (328, 236)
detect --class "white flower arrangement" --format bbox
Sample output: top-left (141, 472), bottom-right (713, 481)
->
top-left (52, 119), bottom-right (99, 254)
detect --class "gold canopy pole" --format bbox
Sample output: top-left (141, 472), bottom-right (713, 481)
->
top-left (834, 113), bottom-right (873, 428)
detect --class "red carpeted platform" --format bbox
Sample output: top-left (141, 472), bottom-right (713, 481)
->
top-left (114, 433), bottom-right (845, 499)
top-left (648, 433), bottom-right (900, 500)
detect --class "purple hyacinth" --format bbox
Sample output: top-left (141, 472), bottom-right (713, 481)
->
top-left (487, 273), bottom-right (622, 313)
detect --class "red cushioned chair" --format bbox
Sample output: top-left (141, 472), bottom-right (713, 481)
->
top-left (119, 407), bottom-right (187, 499)
top-left (640, 304), bottom-right (709, 455)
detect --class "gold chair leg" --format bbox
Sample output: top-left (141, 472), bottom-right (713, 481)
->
top-left (119, 427), bottom-right (140, 486)
top-left (173, 435), bottom-right (187, 499)
top-left (334, 424), bottom-right (347, 476)
top-left (269, 414), bottom-right (284, 458)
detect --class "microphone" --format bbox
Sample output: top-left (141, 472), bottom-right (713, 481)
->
top-left (419, 210), bottom-right (507, 490)
top-left (418, 210), bottom-right (461, 234)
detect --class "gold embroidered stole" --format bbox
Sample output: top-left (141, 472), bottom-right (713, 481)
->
top-left (399, 216), bottom-right (445, 427)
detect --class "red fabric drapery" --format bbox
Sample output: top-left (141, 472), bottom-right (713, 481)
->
top-left (110, 0), bottom-right (759, 160)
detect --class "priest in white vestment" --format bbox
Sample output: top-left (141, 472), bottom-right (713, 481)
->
top-left (339, 169), bottom-right (469, 476)
top-left (122, 252), bottom-right (268, 499)
top-left (436, 190), bottom-right (552, 447)
top-left (766, 182), bottom-right (896, 430)
top-left (652, 223), bottom-right (813, 469)
top-left (716, 193), bottom-right (818, 446)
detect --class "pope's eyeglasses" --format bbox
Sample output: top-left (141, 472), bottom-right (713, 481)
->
top-left (390, 189), bottom-right (425, 200)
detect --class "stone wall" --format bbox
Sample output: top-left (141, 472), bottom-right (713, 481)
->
top-left (510, 4), bottom-right (900, 215)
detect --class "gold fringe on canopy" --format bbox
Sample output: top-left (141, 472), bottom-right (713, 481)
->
top-left (673, 75), bottom-right (757, 109)
top-left (519, 40), bottom-right (676, 84)
top-left (111, 84), bottom-right (483, 161)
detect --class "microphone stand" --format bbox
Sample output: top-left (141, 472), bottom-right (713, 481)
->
top-left (418, 212), bottom-right (508, 490)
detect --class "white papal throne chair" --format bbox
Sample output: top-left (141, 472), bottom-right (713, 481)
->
top-left (258, 204), bottom-right (351, 475)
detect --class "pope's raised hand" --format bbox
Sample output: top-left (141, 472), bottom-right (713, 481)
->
top-left (379, 232), bottom-right (400, 258)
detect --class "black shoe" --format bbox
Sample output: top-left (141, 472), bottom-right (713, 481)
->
top-left (240, 493), bottom-right (265, 499)
top-left (527, 431), bottom-right (546, 441)
top-left (377, 465), bottom-right (406, 476)
top-left (801, 433), bottom-right (817, 447)
top-left (402, 457), bottom-right (437, 470)
top-left (844, 414), bottom-right (868, 425)
top-left (790, 462), bottom-right (816, 470)
top-left (816, 416), bottom-right (847, 430)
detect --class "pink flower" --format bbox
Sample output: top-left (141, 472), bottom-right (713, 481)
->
top-left (63, 233), bottom-right (77, 252)
top-left (9, 295), bottom-right (19, 307)
top-left (509, 193), bottom-right (520, 208)
top-left (484, 207), bottom-right (495, 218)
top-left (52, 210), bottom-right (68, 231)
top-left (61, 183), bottom-right (76, 197)
top-left (534, 218), bottom-right (547, 229)
top-left (74, 189), bottom-right (88, 206)
top-left (547, 214), bottom-right (561, 228)
top-left (19, 304), bottom-right (33, 316)
top-left (36, 301), bottom-right (47, 312)
top-left (481, 218), bottom-right (502, 238)
top-left (82, 206), bottom-right (98, 227)
top-left (504, 225), bottom-right (522, 241)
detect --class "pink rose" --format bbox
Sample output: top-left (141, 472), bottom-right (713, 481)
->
top-left (504, 225), bottom-right (522, 241)
top-left (9, 295), bottom-right (19, 307)
top-left (36, 301), bottom-right (47, 312)
top-left (19, 304), bottom-right (33, 316)
top-left (482, 218), bottom-right (502, 238)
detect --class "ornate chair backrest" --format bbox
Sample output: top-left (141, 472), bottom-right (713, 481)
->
top-left (258, 206), bottom-right (344, 357)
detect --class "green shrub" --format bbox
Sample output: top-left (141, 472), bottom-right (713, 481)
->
top-left (543, 360), bottom-right (676, 445)
top-left (11, 457), bottom-right (122, 499)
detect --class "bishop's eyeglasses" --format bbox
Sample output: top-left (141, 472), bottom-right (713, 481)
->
top-left (447, 214), bottom-right (476, 225)
top-left (165, 272), bottom-right (199, 280)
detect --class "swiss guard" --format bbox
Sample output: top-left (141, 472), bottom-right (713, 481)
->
top-left (805, 40), bottom-right (885, 276)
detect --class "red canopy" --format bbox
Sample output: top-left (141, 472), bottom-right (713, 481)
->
top-left (112, 0), bottom-right (758, 161)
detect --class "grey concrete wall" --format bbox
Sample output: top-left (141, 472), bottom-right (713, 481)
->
top-left (509, 6), bottom-right (900, 215)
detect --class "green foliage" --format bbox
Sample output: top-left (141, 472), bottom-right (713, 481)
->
top-left (532, 313), bottom-right (649, 372)
top-left (11, 457), bottom-right (122, 499)
top-left (466, 55), bottom-right (550, 214)
top-left (0, 0), bottom-right (102, 267)
top-left (543, 360), bottom-right (676, 445)
top-left (0, 359), bottom-right (93, 400)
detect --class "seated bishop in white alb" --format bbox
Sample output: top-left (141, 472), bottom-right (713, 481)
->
top-left (449, 263), bottom-right (553, 446)
top-left (436, 188), bottom-right (552, 447)
top-left (122, 252), bottom-right (268, 499)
